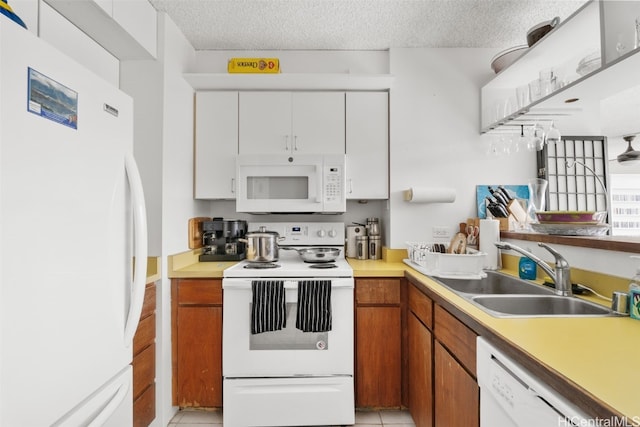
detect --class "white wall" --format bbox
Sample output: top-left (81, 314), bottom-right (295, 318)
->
top-left (124, 12), bottom-right (206, 426)
top-left (156, 13), bottom-right (204, 426)
top-left (388, 48), bottom-right (537, 248)
top-left (121, 59), bottom-right (164, 257)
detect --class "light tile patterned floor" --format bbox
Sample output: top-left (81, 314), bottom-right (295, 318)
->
top-left (168, 408), bottom-right (416, 426)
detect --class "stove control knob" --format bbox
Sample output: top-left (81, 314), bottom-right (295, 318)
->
top-left (328, 229), bottom-right (337, 238)
top-left (317, 229), bottom-right (326, 238)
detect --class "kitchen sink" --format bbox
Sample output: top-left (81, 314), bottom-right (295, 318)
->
top-left (434, 271), bottom-right (554, 296)
top-left (469, 295), bottom-right (614, 318)
top-left (430, 271), bottom-right (616, 318)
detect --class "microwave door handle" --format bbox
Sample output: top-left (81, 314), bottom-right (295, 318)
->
top-left (315, 166), bottom-right (322, 203)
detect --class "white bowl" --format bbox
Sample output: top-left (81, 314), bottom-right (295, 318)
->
top-left (490, 45), bottom-right (528, 74)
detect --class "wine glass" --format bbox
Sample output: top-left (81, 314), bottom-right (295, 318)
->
top-left (546, 121), bottom-right (561, 145)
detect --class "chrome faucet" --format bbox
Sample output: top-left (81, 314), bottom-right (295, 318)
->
top-left (494, 242), bottom-right (573, 297)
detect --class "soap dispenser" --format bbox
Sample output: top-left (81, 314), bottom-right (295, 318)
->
top-left (518, 248), bottom-right (537, 280)
top-left (629, 255), bottom-right (640, 320)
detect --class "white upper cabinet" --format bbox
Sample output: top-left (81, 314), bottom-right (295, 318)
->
top-left (194, 92), bottom-right (239, 199)
top-left (195, 90), bottom-right (389, 200)
top-left (292, 92), bottom-right (345, 154)
top-left (346, 92), bottom-right (389, 200)
top-left (239, 92), bottom-right (345, 154)
top-left (238, 92), bottom-right (292, 154)
top-left (43, 0), bottom-right (157, 59)
top-left (39, 1), bottom-right (120, 86)
top-left (481, 0), bottom-right (640, 136)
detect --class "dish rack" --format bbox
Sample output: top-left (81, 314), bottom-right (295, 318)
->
top-left (405, 242), bottom-right (487, 279)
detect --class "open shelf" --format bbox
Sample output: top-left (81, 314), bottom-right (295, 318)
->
top-left (183, 73), bottom-right (395, 91)
top-left (480, 0), bottom-right (640, 135)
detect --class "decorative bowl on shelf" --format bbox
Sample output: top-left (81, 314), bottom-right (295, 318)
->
top-left (530, 223), bottom-right (610, 236)
top-left (490, 45), bottom-right (528, 74)
top-left (526, 17), bottom-right (560, 47)
top-left (535, 210), bottom-right (607, 225)
top-left (576, 51), bottom-right (601, 76)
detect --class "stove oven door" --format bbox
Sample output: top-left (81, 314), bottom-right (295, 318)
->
top-left (222, 277), bottom-right (354, 377)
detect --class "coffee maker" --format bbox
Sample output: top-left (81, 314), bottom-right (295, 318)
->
top-left (199, 217), bottom-right (248, 261)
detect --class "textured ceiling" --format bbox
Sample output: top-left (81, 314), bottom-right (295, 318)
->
top-left (148, 0), bottom-right (587, 51)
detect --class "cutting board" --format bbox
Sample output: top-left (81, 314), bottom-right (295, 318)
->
top-left (188, 217), bottom-right (210, 249)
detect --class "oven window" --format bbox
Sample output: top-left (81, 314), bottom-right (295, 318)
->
top-left (247, 176), bottom-right (309, 200)
top-left (250, 303), bottom-right (328, 350)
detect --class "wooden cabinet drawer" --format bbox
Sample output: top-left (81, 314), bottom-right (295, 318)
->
top-left (140, 283), bottom-right (156, 320)
top-left (133, 343), bottom-right (155, 400)
top-left (133, 382), bottom-right (156, 427)
top-left (133, 312), bottom-right (155, 356)
top-left (408, 284), bottom-right (433, 329)
top-left (434, 305), bottom-right (477, 377)
top-left (355, 278), bottom-right (401, 305)
top-left (178, 279), bottom-right (222, 305)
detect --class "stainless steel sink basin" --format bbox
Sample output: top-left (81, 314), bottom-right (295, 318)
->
top-left (434, 271), bottom-right (554, 296)
top-left (430, 271), bottom-right (616, 318)
top-left (469, 295), bottom-right (615, 318)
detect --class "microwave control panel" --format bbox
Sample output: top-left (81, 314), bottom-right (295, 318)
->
top-left (323, 163), bottom-right (344, 205)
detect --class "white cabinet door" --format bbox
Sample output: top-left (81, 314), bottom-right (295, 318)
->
top-left (239, 91), bottom-right (292, 154)
top-left (346, 92), bottom-right (389, 199)
top-left (292, 92), bottom-right (345, 154)
top-left (112, 0), bottom-right (157, 58)
top-left (44, 0), bottom-right (157, 59)
top-left (194, 92), bottom-right (239, 199)
top-left (239, 92), bottom-right (345, 154)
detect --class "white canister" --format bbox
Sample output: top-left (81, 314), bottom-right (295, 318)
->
top-left (346, 225), bottom-right (367, 258)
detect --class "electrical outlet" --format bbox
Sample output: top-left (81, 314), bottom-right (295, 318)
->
top-left (432, 226), bottom-right (451, 239)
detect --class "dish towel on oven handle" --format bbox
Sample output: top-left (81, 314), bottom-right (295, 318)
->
top-left (251, 280), bottom-right (286, 334)
top-left (296, 280), bottom-right (332, 332)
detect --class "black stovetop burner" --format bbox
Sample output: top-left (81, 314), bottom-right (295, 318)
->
top-left (243, 262), bottom-right (281, 269)
top-left (308, 263), bottom-right (338, 269)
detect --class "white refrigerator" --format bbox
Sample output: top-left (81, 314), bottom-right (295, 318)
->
top-left (0, 17), bottom-right (147, 427)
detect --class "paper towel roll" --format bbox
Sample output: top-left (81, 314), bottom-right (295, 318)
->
top-left (479, 219), bottom-right (501, 270)
top-left (403, 187), bottom-right (456, 203)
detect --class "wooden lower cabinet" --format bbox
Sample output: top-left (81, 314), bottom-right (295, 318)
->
top-left (355, 278), bottom-right (402, 408)
top-left (406, 280), bottom-right (479, 427)
top-left (132, 282), bottom-right (157, 427)
top-left (172, 278), bottom-right (223, 408)
top-left (433, 305), bottom-right (479, 427)
top-left (408, 285), bottom-right (433, 427)
top-left (434, 341), bottom-right (479, 427)
top-left (408, 312), bottom-right (433, 427)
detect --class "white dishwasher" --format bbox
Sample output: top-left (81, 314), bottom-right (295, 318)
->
top-left (477, 337), bottom-right (589, 427)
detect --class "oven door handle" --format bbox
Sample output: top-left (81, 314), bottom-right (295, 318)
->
top-left (223, 279), bottom-right (354, 290)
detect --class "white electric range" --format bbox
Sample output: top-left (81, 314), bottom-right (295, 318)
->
top-left (222, 222), bottom-right (354, 427)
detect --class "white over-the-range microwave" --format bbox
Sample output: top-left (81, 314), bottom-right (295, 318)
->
top-left (236, 154), bottom-right (346, 213)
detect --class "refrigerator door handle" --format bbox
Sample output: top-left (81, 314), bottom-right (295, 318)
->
top-left (86, 376), bottom-right (130, 427)
top-left (51, 366), bottom-right (132, 427)
top-left (123, 152), bottom-right (148, 346)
